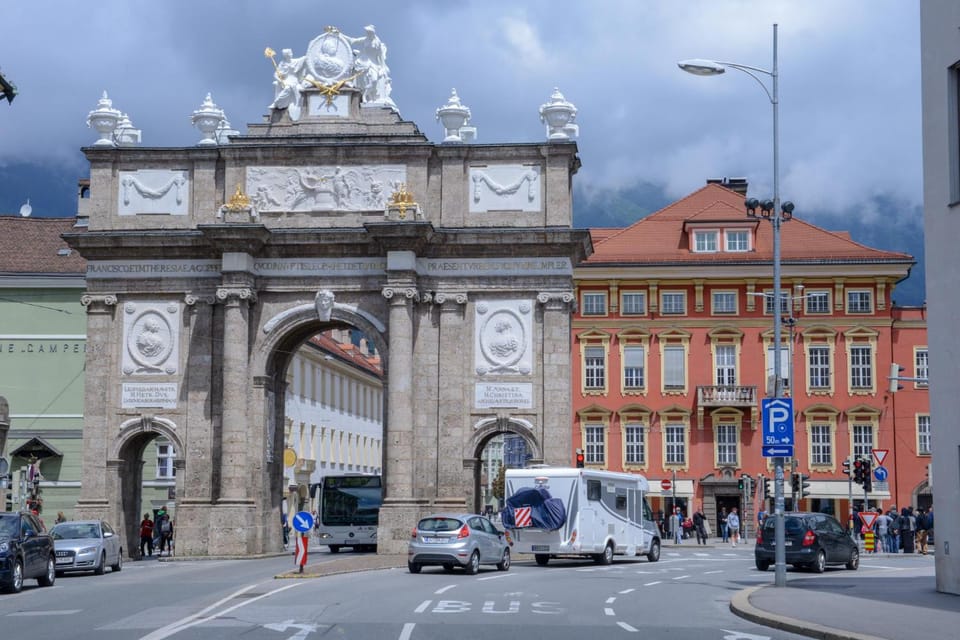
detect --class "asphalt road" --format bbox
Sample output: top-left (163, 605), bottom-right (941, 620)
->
top-left (0, 546), bottom-right (932, 640)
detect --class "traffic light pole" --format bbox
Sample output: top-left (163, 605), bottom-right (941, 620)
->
top-left (847, 455), bottom-right (855, 539)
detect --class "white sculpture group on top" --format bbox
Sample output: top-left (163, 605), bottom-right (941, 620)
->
top-left (267, 24), bottom-right (396, 120)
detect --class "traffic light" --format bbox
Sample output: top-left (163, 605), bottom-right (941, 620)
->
top-left (862, 458), bottom-right (873, 492)
top-left (738, 474), bottom-right (751, 494)
top-left (797, 473), bottom-right (811, 498)
top-left (889, 362), bottom-right (904, 393)
top-left (763, 477), bottom-right (772, 501)
top-left (842, 457), bottom-right (852, 478)
top-left (791, 472), bottom-right (800, 494)
top-left (853, 457), bottom-right (865, 485)
top-left (749, 476), bottom-right (757, 498)
top-left (575, 449), bottom-right (585, 468)
top-left (1, 473), bottom-right (11, 511)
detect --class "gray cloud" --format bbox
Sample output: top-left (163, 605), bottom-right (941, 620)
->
top-left (0, 0), bottom-right (921, 218)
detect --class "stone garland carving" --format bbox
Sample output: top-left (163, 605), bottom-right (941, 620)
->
top-left (475, 300), bottom-right (533, 376)
top-left (247, 165), bottom-right (405, 213)
top-left (119, 171), bottom-right (188, 211)
top-left (472, 169), bottom-right (539, 202)
top-left (122, 301), bottom-right (180, 376)
top-left (468, 165), bottom-right (542, 213)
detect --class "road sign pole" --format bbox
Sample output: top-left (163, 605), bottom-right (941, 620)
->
top-left (774, 456), bottom-right (785, 586)
top-left (847, 455), bottom-right (855, 540)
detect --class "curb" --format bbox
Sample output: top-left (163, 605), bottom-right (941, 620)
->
top-left (730, 585), bottom-right (886, 640)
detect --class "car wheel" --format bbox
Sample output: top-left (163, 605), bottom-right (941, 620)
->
top-left (465, 551), bottom-right (480, 575)
top-left (497, 549), bottom-right (511, 571)
top-left (596, 542), bottom-right (614, 565)
top-left (407, 561), bottom-right (422, 574)
top-left (646, 539), bottom-right (661, 563)
top-left (4, 559), bottom-right (24, 593)
top-left (38, 556), bottom-right (56, 587)
top-left (111, 549), bottom-right (123, 572)
top-left (442, 563), bottom-right (455, 572)
top-left (756, 558), bottom-right (771, 571)
top-left (94, 551), bottom-right (106, 575)
top-left (846, 548), bottom-right (859, 571)
top-left (535, 553), bottom-right (549, 566)
top-left (328, 545), bottom-right (340, 554)
top-left (812, 550), bottom-right (826, 573)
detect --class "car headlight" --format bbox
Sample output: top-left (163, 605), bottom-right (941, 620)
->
top-left (78, 546), bottom-right (98, 555)
top-left (0, 542), bottom-right (9, 553)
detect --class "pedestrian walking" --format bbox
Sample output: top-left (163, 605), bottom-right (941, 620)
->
top-left (719, 507), bottom-right (729, 543)
top-left (673, 507), bottom-right (683, 545)
top-left (887, 506), bottom-right (900, 553)
top-left (55, 511), bottom-right (67, 525)
top-left (693, 505), bottom-right (708, 545)
top-left (726, 507), bottom-right (741, 547)
top-left (157, 513), bottom-right (173, 556)
top-left (139, 512), bottom-right (155, 557)
top-left (901, 507), bottom-right (916, 554)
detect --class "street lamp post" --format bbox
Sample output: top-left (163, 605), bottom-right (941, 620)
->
top-left (679, 23), bottom-right (791, 588)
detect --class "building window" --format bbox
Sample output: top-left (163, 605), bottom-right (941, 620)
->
top-left (716, 424), bottom-right (737, 466)
top-left (850, 345), bottom-right (873, 389)
top-left (661, 291), bottom-right (686, 315)
top-left (622, 292), bottom-right (646, 315)
top-left (712, 291), bottom-right (737, 314)
top-left (157, 442), bottom-right (176, 479)
top-left (917, 415), bottom-right (931, 455)
top-left (623, 346), bottom-right (645, 389)
top-left (725, 230), bottom-right (749, 252)
top-left (805, 291), bottom-right (830, 314)
top-left (624, 423), bottom-right (645, 465)
top-left (663, 345), bottom-right (686, 390)
top-left (694, 230), bottom-right (719, 252)
top-left (846, 290), bottom-right (873, 314)
top-left (915, 348), bottom-right (929, 387)
top-left (715, 345), bottom-right (737, 386)
top-left (852, 423), bottom-right (874, 459)
top-left (808, 346), bottom-right (831, 389)
top-left (763, 291), bottom-right (790, 315)
top-left (582, 292), bottom-right (607, 316)
top-left (585, 424), bottom-right (605, 464)
top-left (665, 424), bottom-right (685, 464)
top-left (585, 346), bottom-right (606, 389)
top-left (810, 424), bottom-right (832, 465)
top-left (766, 346), bottom-right (790, 390)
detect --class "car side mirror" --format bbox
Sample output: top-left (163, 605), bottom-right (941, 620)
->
top-left (104, 531), bottom-right (114, 538)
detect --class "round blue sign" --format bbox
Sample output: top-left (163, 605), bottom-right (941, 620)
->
top-left (292, 510), bottom-right (314, 532)
top-left (874, 466), bottom-right (888, 482)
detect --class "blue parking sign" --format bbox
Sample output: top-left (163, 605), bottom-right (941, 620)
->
top-left (761, 398), bottom-right (794, 457)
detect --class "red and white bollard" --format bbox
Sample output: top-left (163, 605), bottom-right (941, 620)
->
top-left (295, 534), bottom-right (308, 574)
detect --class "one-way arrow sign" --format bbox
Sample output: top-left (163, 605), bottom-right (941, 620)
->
top-left (763, 445), bottom-right (795, 457)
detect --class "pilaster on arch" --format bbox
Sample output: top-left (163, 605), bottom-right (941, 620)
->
top-left (470, 415), bottom-right (542, 463)
top-left (112, 414), bottom-right (183, 459)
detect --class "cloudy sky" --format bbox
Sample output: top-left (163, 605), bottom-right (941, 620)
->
top-left (0, 0), bottom-right (920, 222)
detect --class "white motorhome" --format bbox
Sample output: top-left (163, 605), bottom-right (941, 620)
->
top-left (502, 467), bottom-right (661, 565)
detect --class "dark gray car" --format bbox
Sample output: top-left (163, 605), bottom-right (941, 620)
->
top-left (755, 511), bottom-right (858, 573)
top-left (0, 511), bottom-right (56, 593)
top-left (408, 513), bottom-right (511, 575)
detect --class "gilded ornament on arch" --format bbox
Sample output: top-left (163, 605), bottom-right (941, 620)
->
top-left (385, 183), bottom-right (419, 220)
top-left (224, 184), bottom-right (251, 212)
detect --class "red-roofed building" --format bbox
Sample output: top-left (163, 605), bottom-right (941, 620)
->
top-left (573, 181), bottom-right (930, 536)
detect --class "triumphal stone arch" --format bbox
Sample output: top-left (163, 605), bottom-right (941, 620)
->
top-left (65, 25), bottom-right (589, 556)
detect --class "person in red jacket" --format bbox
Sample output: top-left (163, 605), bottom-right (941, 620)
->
top-left (140, 513), bottom-right (155, 557)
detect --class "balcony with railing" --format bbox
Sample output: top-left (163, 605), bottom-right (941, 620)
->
top-left (696, 385), bottom-right (757, 408)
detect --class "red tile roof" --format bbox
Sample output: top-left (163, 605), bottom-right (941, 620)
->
top-left (0, 216), bottom-right (86, 274)
top-left (587, 184), bottom-right (913, 265)
top-left (307, 332), bottom-right (383, 377)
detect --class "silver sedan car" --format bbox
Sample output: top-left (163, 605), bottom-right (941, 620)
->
top-left (50, 520), bottom-right (123, 575)
top-left (408, 513), bottom-right (511, 574)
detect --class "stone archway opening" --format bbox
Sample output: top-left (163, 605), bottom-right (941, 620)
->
top-left (470, 417), bottom-right (541, 515)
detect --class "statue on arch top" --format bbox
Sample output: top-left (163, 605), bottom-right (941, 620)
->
top-left (345, 25), bottom-right (395, 109)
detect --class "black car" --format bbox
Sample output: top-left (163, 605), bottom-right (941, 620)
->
top-left (0, 511), bottom-right (56, 593)
top-left (755, 511), bottom-right (858, 573)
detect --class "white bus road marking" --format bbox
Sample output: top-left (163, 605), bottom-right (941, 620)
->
top-left (262, 620), bottom-right (316, 640)
top-left (398, 623), bottom-right (416, 640)
top-left (605, 597), bottom-right (616, 604)
top-left (617, 621), bottom-right (639, 632)
top-left (414, 600), bottom-right (432, 613)
top-left (644, 581), bottom-right (662, 586)
top-left (673, 575), bottom-right (690, 580)
top-left (434, 584), bottom-right (457, 594)
top-left (618, 588), bottom-right (635, 594)
top-left (140, 582), bottom-right (302, 640)
top-left (704, 570), bottom-right (723, 574)
top-left (604, 607), bottom-right (615, 616)
top-left (8, 610), bottom-right (82, 616)
top-left (477, 573), bottom-right (516, 581)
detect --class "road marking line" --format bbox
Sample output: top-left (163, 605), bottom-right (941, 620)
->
top-left (644, 581), bottom-right (661, 586)
top-left (605, 597), bottom-right (616, 604)
top-left (8, 610), bottom-right (81, 616)
top-left (673, 575), bottom-right (689, 580)
top-left (398, 622), bottom-right (415, 640)
top-left (478, 573), bottom-right (516, 581)
top-left (617, 621), bottom-right (639, 632)
top-left (414, 600), bottom-right (432, 613)
top-left (618, 588), bottom-right (635, 594)
top-left (704, 570), bottom-right (722, 574)
top-left (604, 607), bottom-right (615, 616)
top-left (434, 585), bottom-right (457, 594)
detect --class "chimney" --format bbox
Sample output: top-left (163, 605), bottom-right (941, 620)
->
top-left (707, 177), bottom-right (748, 196)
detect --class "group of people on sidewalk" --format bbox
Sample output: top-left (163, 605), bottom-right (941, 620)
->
top-left (663, 504), bottom-right (741, 547)
top-left (858, 504), bottom-right (934, 554)
top-left (139, 508), bottom-right (174, 558)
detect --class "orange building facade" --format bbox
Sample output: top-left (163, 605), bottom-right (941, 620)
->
top-left (573, 180), bottom-right (931, 535)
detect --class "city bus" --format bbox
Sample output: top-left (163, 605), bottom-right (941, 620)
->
top-left (315, 474), bottom-right (382, 552)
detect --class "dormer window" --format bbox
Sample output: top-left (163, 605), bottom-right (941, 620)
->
top-left (725, 230), bottom-right (749, 252)
top-left (694, 231), bottom-right (719, 252)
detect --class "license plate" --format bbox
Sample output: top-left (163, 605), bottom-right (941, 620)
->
top-left (784, 541), bottom-right (793, 547)
top-left (55, 557), bottom-right (72, 565)
top-left (531, 544), bottom-right (550, 552)
top-left (423, 537), bottom-right (445, 543)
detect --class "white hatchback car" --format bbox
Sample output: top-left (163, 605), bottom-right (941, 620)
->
top-left (408, 513), bottom-right (511, 575)
top-left (50, 520), bottom-right (123, 575)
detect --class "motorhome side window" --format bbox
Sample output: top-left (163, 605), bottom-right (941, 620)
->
top-left (642, 498), bottom-right (654, 522)
top-left (587, 480), bottom-right (602, 501)
top-left (615, 491), bottom-right (627, 511)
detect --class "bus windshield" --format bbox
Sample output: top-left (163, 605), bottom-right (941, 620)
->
top-left (320, 475), bottom-right (382, 527)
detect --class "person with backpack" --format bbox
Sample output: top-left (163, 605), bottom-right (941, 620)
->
top-left (157, 513), bottom-right (174, 556)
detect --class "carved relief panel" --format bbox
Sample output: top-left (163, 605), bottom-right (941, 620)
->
top-left (468, 164), bottom-right (541, 213)
top-left (118, 170), bottom-right (190, 216)
top-left (246, 165), bottom-right (406, 213)
top-left (474, 299), bottom-right (533, 376)
top-left (121, 301), bottom-right (181, 376)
